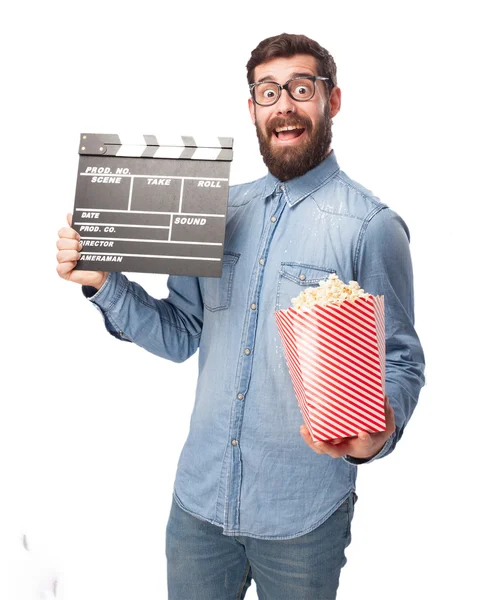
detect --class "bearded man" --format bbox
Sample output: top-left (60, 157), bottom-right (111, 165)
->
top-left (57, 33), bottom-right (425, 600)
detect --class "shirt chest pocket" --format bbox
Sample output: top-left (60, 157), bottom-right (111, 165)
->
top-left (275, 263), bottom-right (336, 310)
top-left (201, 252), bottom-right (240, 312)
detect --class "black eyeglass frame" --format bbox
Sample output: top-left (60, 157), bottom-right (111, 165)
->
top-left (249, 75), bottom-right (330, 106)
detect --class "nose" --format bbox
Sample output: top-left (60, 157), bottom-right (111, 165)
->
top-left (274, 90), bottom-right (296, 116)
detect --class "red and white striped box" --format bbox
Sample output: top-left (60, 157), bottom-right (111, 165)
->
top-left (275, 296), bottom-right (386, 442)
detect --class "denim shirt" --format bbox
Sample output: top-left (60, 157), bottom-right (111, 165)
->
top-left (85, 150), bottom-right (425, 539)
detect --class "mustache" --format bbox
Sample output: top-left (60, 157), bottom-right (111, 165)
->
top-left (266, 115), bottom-right (313, 136)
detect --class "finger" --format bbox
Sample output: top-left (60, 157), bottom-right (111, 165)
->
top-left (300, 425), bottom-right (325, 454)
top-left (56, 261), bottom-right (77, 278)
top-left (56, 238), bottom-right (82, 251)
top-left (300, 426), bottom-right (349, 457)
top-left (386, 408), bottom-right (395, 433)
top-left (67, 213), bottom-right (73, 227)
top-left (383, 397), bottom-right (396, 433)
top-left (358, 431), bottom-right (370, 443)
top-left (314, 440), bottom-right (348, 458)
top-left (299, 425), bottom-right (314, 445)
top-left (385, 401), bottom-right (394, 418)
top-left (57, 249), bottom-right (81, 264)
top-left (58, 225), bottom-right (80, 241)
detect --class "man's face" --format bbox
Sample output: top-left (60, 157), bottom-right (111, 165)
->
top-left (248, 54), bottom-right (339, 181)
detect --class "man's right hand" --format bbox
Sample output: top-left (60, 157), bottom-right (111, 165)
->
top-left (56, 213), bottom-right (108, 290)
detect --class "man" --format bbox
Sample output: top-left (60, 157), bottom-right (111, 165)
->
top-left (57, 33), bottom-right (425, 600)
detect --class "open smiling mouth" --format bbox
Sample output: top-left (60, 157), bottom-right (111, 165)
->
top-left (273, 125), bottom-right (306, 141)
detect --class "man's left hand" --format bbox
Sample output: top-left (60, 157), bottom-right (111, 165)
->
top-left (299, 396), bottom-right (395, 460)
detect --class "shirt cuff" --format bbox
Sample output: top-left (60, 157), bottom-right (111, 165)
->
top-left (342, 432), bottom-right (396, 465)
top-left (82, 272), bottom-right (128, 310)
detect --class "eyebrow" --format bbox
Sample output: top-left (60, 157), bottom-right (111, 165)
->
top-left (257, 71), bottom-right (315, 83)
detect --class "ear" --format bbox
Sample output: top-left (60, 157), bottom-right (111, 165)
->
top-left (329, 86), bottom-right (341, 119)
top-left (248, 97), bottom-right (256, 125)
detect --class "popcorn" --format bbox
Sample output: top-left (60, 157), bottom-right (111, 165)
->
top-left (291, 273), bottom-right (370, 310)
top-left (275, 275), bottom-right (386, 442)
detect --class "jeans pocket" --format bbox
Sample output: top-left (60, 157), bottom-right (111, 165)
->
top-left (201, 252), bottom-right (240, 311)
top-left (337, 490), bottom-right (358, 512)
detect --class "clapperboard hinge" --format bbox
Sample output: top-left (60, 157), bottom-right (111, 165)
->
top-left (79, 133), bottom-right (233, 161)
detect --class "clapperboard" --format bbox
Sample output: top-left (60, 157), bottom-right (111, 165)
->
top-left (72, 133), bottom-right (233, 277)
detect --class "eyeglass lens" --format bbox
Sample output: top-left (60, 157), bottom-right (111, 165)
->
top-left (253, 78), bottom-right (316, 106)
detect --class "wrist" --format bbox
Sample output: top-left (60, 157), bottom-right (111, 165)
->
top-left (82, 272), bottom-right (109, 299)
top-left (93, 272), bottom-right (108, 290)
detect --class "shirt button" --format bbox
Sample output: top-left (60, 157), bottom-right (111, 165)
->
top-left (299, 274), bottom-right (306, 281)
top-left (280, 185), bottom-right (285, 191)
top-left (231, 439), bottom-right (238, 446)
top-left (271, 216), bottom-right (277, 223)
top-left (244, 348), bottom-right (251, 355)
top-left (250, 303), bottom-right (257, 310)
top-left (259, 258), bottom-right (265, 265)
top-left (119, 331), bottom-right (124, 336)
top-left (237, 393), bottom-right (244, 400)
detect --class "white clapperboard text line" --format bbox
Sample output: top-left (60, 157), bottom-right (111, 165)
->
top-left (76, 209), bottom-right (225, 217)
top-left (79, 237), bottom-right (222, 246)
top-left (80, 173), bottom-right (229, 181)
top-left (74, 222), bottom-right (169, 229)
top-left (82, 253), bottom-right (221, 261)
top-left (168, 214), bottom-right (173, 242)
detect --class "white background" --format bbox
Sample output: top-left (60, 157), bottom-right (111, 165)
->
top-left (1, 1), bottom-right (478, 598)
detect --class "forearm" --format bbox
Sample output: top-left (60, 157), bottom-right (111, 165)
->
top-left (84, 272), bottom-right (203, 363)
top-left (385, 358), bottom-right (424, 439)
top-left (343, 207), bottom-right (425, 464)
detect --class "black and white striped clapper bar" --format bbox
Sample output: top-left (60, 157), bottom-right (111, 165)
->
top-left (72, 133), bottom-right (234, 277)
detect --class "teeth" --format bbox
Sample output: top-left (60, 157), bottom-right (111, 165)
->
top-left (275, 125), bottom-right (302, 132)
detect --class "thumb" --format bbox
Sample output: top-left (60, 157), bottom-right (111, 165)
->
top-left (67, 212), bottom-right (73, 227)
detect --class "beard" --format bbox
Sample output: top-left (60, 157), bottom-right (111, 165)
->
top-left (255, 103), bottom-right (332, 182)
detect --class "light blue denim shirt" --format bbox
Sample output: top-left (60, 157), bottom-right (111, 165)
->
top-left (85, 150), bottom-right (425, 539)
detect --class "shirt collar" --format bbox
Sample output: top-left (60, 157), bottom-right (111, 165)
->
top-left (263, 149), bottom-right (340, 207)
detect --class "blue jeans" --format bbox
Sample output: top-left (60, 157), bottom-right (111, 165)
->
top-left (165, 491), bottom-right (357, 600)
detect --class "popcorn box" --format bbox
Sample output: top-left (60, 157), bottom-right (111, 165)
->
top-left (275, 295), bottom-right (387, 442)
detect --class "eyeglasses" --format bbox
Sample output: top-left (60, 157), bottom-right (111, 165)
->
top-left (249, 75), bottom-right (329, 107)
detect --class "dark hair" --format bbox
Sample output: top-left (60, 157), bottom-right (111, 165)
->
top-left (246, 33), bottom-right (337, 96)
